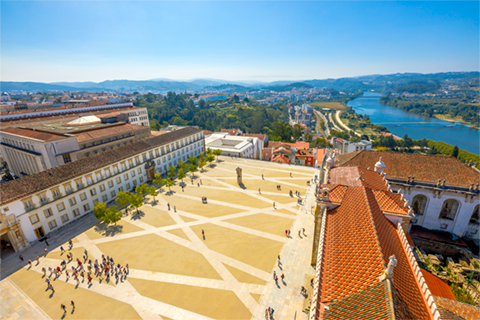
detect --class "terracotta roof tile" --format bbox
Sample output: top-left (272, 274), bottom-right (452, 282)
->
top-left (0, 127), bottom-right (68, 141)
top-left (373, 190), bottom-right (409, 215)
top-left (434, 295), bottom-right (480, 320)
top-left (335, 150), bottom-right (480, 188)
top-left (271, 154), bottom-right (290, 164)
top-left (73, 123), bottom-right (147, 143)
top-left (420, 269), bottom-right (456, 301)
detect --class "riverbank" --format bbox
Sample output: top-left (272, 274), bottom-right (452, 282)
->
top-left (433, 114), bottom-right (480, 130)
top-left (347, 93), bottom-right (479, 155)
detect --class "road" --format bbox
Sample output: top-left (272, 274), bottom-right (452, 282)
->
top-left (328, 111), bottom-right (343, 132)
top-left (335, 110), bottom-right (361, 137)
top-left (314, 110), bottom-right (330, 137)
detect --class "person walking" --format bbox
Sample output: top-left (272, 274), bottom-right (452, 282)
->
top-left (262, 174), bottom-right (264, 179)
top-left (44, 247), bottom-right (48, 255)
top-left (281, 273), bottom-right (285, 282)
top-left (45, 277), bottom-right (50, 288)
top-left (68, 239), bottom-right (73, 248)
top-left (285, 230), bottom-right (288, 237)
top-left (202, 229), bottom-right (205, 240)
top-left (174, 205), bottom-right (176, 212)
top-left (273, 270), bottom-right (276, 280)
top-left (71, 301), bottom-right (75, 311)
top-left (258, 188), bottom-right (261, 194)
top-left (27, 259), bottom-right (32, 267)
top-left (167, 203), bottom-right (170, 211)
top-left (18, 254), bottom-right (24, 261)
top-left (49, 284), bottom-right (55, 293)
top-left (35, 256), bottom-right (40, 265)
top-left (273, 202), bottom-right (275, 209)
top-left (61, 304), bottom-right (66, 313)
top-left (60, 246), bottom-right (65, 253)
top-left (42, 267), bottom-right (46, 276)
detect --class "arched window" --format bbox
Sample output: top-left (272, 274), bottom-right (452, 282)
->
top-left (439, 199), bottom-right (459, 220)
top-left (412, 195), bottom-right (428, 215)
top-left (470, 205), bottom-right (479, 225)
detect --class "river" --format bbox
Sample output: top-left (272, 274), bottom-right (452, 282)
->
top-left (347, 92), bottom-right (480, 155)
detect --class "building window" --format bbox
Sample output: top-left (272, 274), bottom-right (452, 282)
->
top-left (133, 180), bottom-right (137, 187)
top-left (126, 183), bottom-right (131, 190)
top-left (118, 186), bottom-right (124, 192)
top-left (93, 199), bottom-right (99, 206)
top-left (139, 177), bottom-right (144, 183)
top-left (110, 190), bottom-right (116, 198)
top-left (439, 199), bottom-right (459, 220)
top-left (48, 220), bottom-right (57, 230)
top-left (64, 184), bottom-right (73, 195)
top-left (412, 195), bottom-right (427, 216)
top-left (108, 181), bottom-right (114, 188)
top-left (52, 189), bottom-right (61, 199)
top-left (61, 214), bottom-right (69, 223)
top-left (99, 184), bottom-right (106, 192)
top-left (90, 188), bottom-right (97, 196)
top-left (124, 174), bottom-right (129, 181)
top-left (73, 209), bottom-right (80, 217)
top-left (470, 205), bottom-right (479, 224)
top-left (29, 214), bottom-right (40, 225)
top-left (62, 153), bottom-right (72, 164)
top-left (116, 177), bottom-right (121, 184)
top-left (69, 198), bottom-right (77, 206)
top-left (470, 229), bottom-right (478, 235)
top-left (84, 204), bottom-right (91, 212)
top-left (80, 193), bottom-right (87, 201)
top-left (57, 202), bottom-right (65, 212)
top-left (137, 168), bottom-right (142, 174)
top-left (76, 179), bottom-right (84, 190)
top-left (102, 195), bottom-right (108, 202)
top-left (131, 171), bottom-right (136, 177)
top-left (44, 208), bottom-right (53, 218)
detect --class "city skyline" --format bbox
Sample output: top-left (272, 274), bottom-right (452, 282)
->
top-left (1, 1), bottom-right (479, 82)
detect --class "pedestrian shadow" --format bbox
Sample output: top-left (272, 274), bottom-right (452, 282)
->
top-left (278, 265), bottom-right (283, 270)
top-left (61, 312), bottom-right (66, 320)
top-left (275, 281), bottom-right (280, 289)
top-left (94, 223), bottom-right (124, 237)
top-left (282, 280), bottom-right (287, 286)
top-left (49, 292), bottom-right (54, 298)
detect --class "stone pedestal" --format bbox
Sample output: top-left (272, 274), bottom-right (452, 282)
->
top-left (236, 167), bottom-right (242, 185)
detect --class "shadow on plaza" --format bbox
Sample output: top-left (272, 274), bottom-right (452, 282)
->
top-left (129, 209), bottom-right (146, 221)
top-left (93, 222), bottom-right (124, 237)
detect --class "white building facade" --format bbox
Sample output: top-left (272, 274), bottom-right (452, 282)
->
top-left (0, 127), bottom-right (205, 256)
top-left (205, 133), bottom-right (263, 159)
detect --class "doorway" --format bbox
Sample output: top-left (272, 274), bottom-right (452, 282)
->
top-left (0, 232), bottom-right (15, 260)
top-left (34, 226), bottom-right (45, 238)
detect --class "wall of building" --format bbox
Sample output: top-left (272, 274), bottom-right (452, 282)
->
top-left (399, 186), bottom-right (479, 239)
top-left (0, 131), bottom-right (205, 245)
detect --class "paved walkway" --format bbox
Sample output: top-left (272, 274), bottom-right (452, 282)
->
top-left (255, 174), bottom-right (318, 320)
top-left (3, 159), bottom-right (318, 320)
top-left (0, 278), bottom-right (51, 320)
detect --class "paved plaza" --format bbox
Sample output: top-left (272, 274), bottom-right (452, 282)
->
top-left (1, 158), bottom-right (318, 320)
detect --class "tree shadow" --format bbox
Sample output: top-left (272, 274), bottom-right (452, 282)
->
top-left (165, 190), bottom-right (176, 196)
top-left (94, 223), bottom-right (124, 237)
top-left (209, 164), bottom-right (217, 168)
top-left (130, 210), bottom-right (145, 221)
top-left (238, 183), bottom-right (246, 190)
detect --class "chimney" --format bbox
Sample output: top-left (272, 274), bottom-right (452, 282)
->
top-left (380, 255), bottom-right (397, 282)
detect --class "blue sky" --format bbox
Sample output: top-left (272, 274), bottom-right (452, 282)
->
top-left (1, 1), bottom-right (478, 82)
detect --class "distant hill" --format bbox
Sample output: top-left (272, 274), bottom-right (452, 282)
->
top-left (3, 72), bottom-right (478, 93)
top-left (394, 81), bottom-right (441, 94)
top-left (265, 82), bottom-right (313, 92)
top-left (204, 84), bottom-right (249, 93)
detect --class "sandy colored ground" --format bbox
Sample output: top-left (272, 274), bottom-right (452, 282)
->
top-left (222, 264), bottom-right (266, 285)
top-left (171, 185), bottom-right (271, 209)
top-left (178, 214), bottom-right (197, 223)
top-left (128, 206), bottom-right (177, 228)
top-left (166, 228), bottom-right (190, 241)
top-left (219, 178), bottom-right (307, 194)
top-left (190, 223), bottom-right (283, 272)
top-left (84, 220), bottom-right (144, 240)
top-left (160, 193), bottom-right (245, 218)
top-left (250, 294), bottom-right (262, 303)
top-left (260, 194), bottom-right (299, 205)
top-left (10, 268), bottom-right (141, 320)
top-left (96, 233), bottom-right (222, 279)
top-left (128, 278), bottom-right (252, 320)
top-left (224, 213), bottom-right (295, 238)
top-left (214, 162), bottom-right (312, 179)
top-left (46, 246), bottom-right (86, 262)
top-left (276, 178), bottom-right (311, 189)
top-left (275, 208), bottom-right (297, 216)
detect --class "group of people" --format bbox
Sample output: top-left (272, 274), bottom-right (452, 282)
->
top-left (265, 307), bottom-right (275, 319)
top-left (201, 197), bottom-right (208, 203)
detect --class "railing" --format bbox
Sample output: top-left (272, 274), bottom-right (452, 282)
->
top-left (25, 204), bottom-right (36, 212)
top-left (40, 198), bottom-right (51, 205)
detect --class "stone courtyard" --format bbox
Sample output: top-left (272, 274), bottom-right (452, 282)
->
top-left (1, 158), bottom-right (318, 320)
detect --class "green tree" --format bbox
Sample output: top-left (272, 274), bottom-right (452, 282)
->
top-left (207, 154), bottom-right (215, 166)
top-left (402, 134), bottom-right (414, 148)
top-left (167, 165), bottom-right (177, 179)
top-left (152, 173), bottom-right (165, 189)
top-left (116, 190), bottom-right (131, 214)
top-left (136, 183), bottom-right (149, 197)
top-left (93, 202), bottom-right (122, 225)
top-left (213, 149), bottom-right (222, 161)
top-left (198, 160), bottom-right (206, 171)
top-left (451, 145), bottom-right (459, 158)
top-left (177, 167), bottom-right (186, 181)
top-left (129, 192), bottom-right (144, 215)
top-left (148, 186), bottom-right (158, 204)
top-left (187, 156), bottom-right (198, 165)
top-left (188, 164), bottom-right (197, 177)
top-left (164, 178), bottom-right (174, 191)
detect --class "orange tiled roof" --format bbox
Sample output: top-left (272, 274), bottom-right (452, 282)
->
top-left (434, 295), bottom-right (480, 320)
top-left (327, 167), bottom-right (389, 191)
top-left (72, 123), bottom-right (147, 143)
top-left (271, 154), bottom-right (289, 164)
top-left (317, 184), bottom-right (432, 319)
top-left (335, 150), bottom-right (480, 188)
top-left (420, 269), bottom-right (456, 301)
top-left (0, 127), bottom-right (68, 141)
top-left (373, 190), bottom-right (409, 215)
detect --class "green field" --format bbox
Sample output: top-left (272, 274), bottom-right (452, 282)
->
top-left (310, 101), bottom-right (346, 110)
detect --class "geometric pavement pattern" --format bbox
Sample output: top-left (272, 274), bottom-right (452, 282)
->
top-left (5, 159), bottom-right (318, 320)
